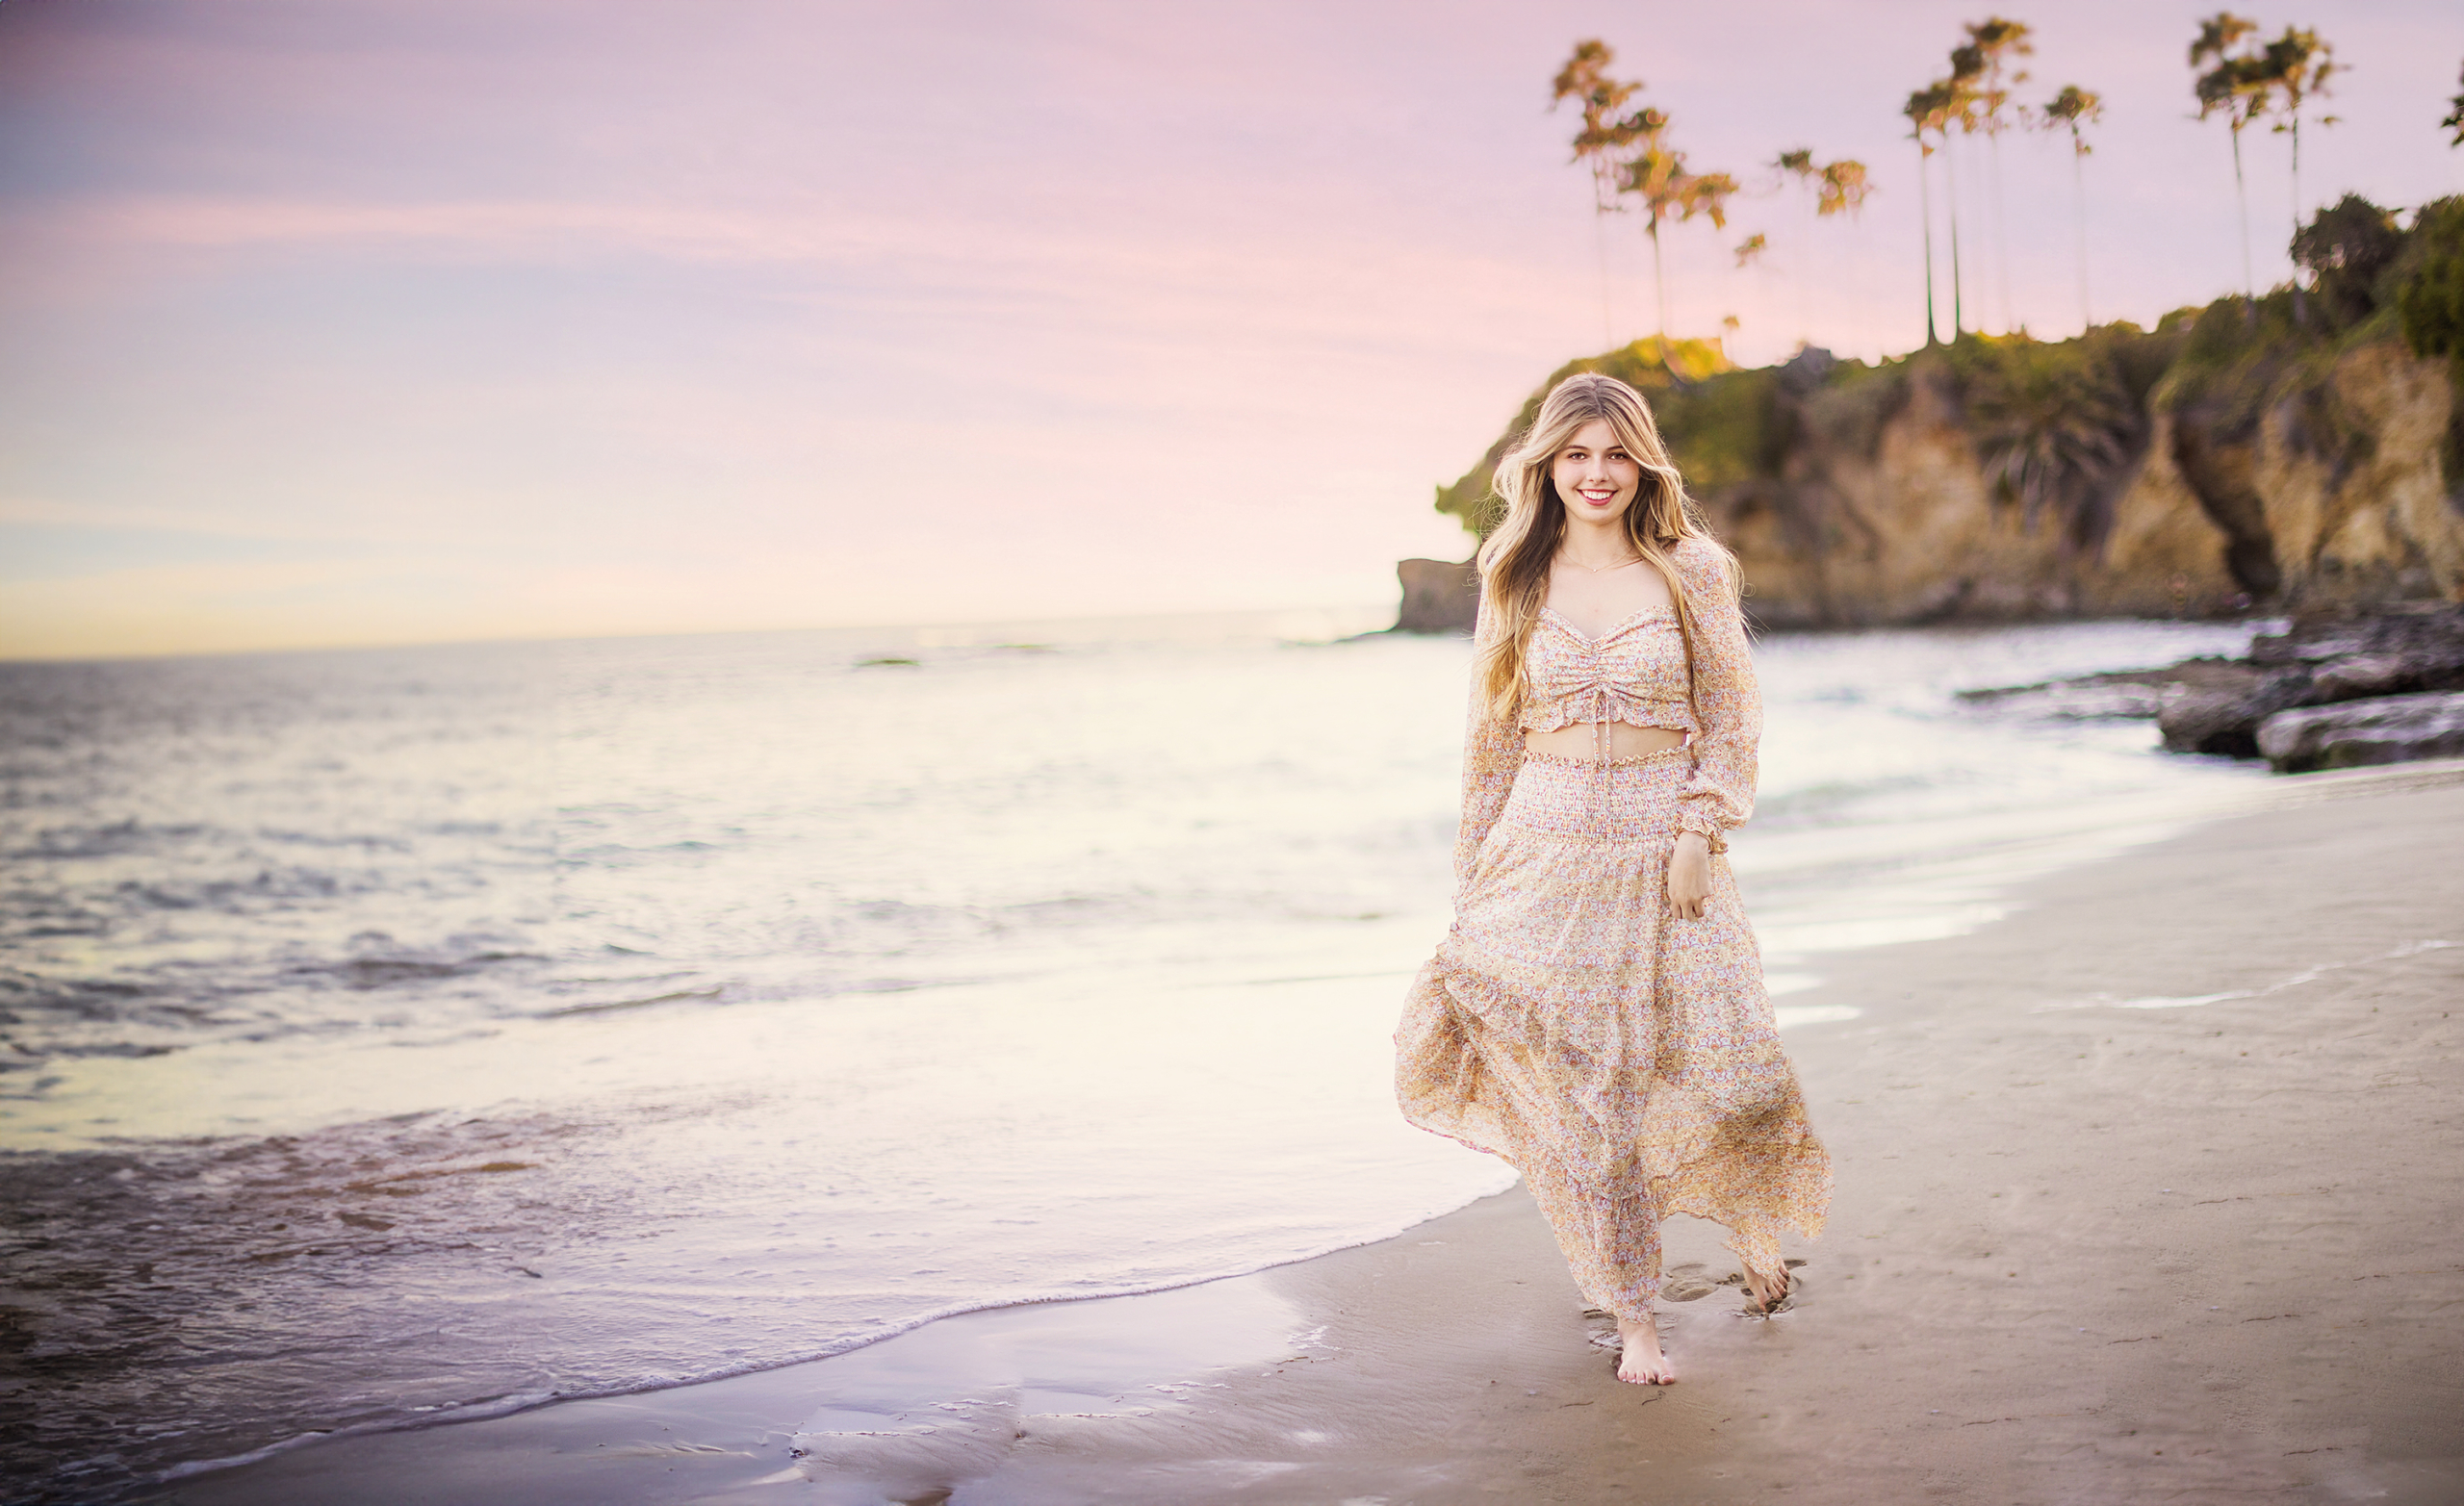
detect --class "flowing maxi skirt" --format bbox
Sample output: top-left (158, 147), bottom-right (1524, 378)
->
top-left (1395, 748), bottom-right (1832, 1322)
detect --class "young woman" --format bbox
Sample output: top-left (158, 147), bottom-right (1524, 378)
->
top-left (1395, 371), bottom-right (1831, 1386)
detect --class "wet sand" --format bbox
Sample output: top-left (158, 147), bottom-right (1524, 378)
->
top-left (147, 766), bottom-right (2464, 1506)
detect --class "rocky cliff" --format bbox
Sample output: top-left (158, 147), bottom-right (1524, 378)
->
top-left (1406, 195), bottom-right (2464, 633)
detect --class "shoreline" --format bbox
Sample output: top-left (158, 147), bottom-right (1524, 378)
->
top-left (145, 759), bottom-right (2464, 1506)
top-left (13, 620), bottom-right (2324, 1506)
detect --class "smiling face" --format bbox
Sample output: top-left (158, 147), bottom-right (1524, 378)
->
top-left (1550, 418), bottom-right (1641, 527)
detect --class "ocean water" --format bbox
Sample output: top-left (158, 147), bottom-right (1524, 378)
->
top-left (0, 610), bottom-right (2274, 1500)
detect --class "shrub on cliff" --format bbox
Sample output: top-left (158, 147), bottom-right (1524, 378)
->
top-left (2395, 196), bottom-right (2464, 501)
top-left (2396, 196), bottom-right (2464, 362)
top-left (1433, 337), bottom-right (1743, 536)
top-left (1430, 338), bottom-right (1903, 550)
top-left (2292, 194), bottom-right (2405, 329)
top-left (1943, 326), bottom-right (2176, 556)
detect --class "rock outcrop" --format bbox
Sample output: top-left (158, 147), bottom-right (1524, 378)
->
top-left (2155, 606), bottom-right (2464, 755)
top-left (1395, 558), bottom-right (1477, 634)
top-left (2163, 336), bottom-right (2464, 611)
top-left (1970, 603), bottom-right (2464, 771)
top-left (2255, 692), bottom-right (2464, 772)
top-left (1401, 325), bottom-right (2460, 633)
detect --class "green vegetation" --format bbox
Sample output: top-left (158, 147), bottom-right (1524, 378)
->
top-left (1508, 13), bottom-right (2458, 563)
top-left (2191, 13), bottom-right (2338, 310)
top-left (1551, 41), bottom-right (1857, 345)
top-left (2398, 198), bottom-right (2464, 361)
top-left (1541, 18), bottom-right (2464, 369)
top-left (1435, 195), bottom-right (2464, 551)
top-left (1434, 329), bottom-right (2168, 558)
top-left (2161, 193), bottom-right (2462, 506)
top-left (1950, 324), bottom-right (2173, 552)
top-left (1432, 337), bottom-right (1741, 537)
top-left (2395, 196), bottom-right (2464, 488)
top-left (1486, 21), bottom-right (2464, 607)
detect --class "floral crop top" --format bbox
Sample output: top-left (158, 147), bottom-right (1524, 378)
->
top-left (1454, 537), bottom-right (1761, 884)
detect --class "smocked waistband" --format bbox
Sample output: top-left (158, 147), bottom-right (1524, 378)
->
top-left (1519, 746), bottom-right (1692, 769)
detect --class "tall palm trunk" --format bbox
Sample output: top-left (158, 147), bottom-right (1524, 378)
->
top-left (2230, 123), bottom-right (2254, 308)
top-left (1649, 217), bottom-right (1670, 345)
top-left (1916, 138), bottom-right (1939, 345)
top-left (1989, 132), bottom-right (2015, 334)
top-left (2070, 135), bottom-right (2092, 331)
top-left (1594, 213), bottom-right (1614, 349)
top-left (2289, 119), bottom-right (2307, 325)
top-left (1797, 192), bottom-right (1813, 345)
top-left (1945, 137), bottom-right (1966, 339)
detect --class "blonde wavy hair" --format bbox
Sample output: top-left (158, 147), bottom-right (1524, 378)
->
top-left (1472, 371), bottom-right (1738, 722)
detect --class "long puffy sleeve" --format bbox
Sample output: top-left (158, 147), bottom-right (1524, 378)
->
top-left (1672, 539), bottom-right (1760, 838)
top-left (1452, 591), bottom-right (1526, 888)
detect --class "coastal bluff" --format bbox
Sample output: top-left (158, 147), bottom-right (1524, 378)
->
top-left (1401, 197), bottom-right (2464, 633)
top-left (1399, 325), bottom-right (2459, 633)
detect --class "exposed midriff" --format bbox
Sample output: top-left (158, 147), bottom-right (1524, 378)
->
top-left (1522, 722), bottom-right (1686, 759)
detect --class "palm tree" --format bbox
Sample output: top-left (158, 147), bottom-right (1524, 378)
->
top-left (1773, 151), bottom-right (1873, 226)
top-left (1960, 18), bottom-right (2035, 334)
top-left (1772, 149), bottom-right (1871, 344)
top-left (1776, 148), bottom-right (1820, 343)
top-left (1940, 45), bottom-right (1985, 338)
top-left (1552, 40), bottom-right (1647, 348)
top-left (2039, 85), bottom-right (2105, 331)
top-left (1817, 159), bottom-right (1874, 219)
top-left (1777, 149), bottom-right (1817, 247)
top-left (2258, 25), bottom-right (2339, 317)
top-left (1617, 120), bottom-right (1740, 345)
top-left (2191, 13), bottom-right (2269, 305)
top-left (2445, 60), bottom-right (2463, 145)
top-left (1733, 231), bottom-right (1771, 341)
top-left (1902, 81), bottom-right (1960, 345)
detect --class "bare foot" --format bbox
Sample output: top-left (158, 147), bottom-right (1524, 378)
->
top-left (1616, 1315), bottom-right (1675, 1385)
top-left (1742, 1264), bottom-right (1790, 1315)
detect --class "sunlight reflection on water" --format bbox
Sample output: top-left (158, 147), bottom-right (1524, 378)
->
top-left (0, 610), bottom-right (2276, 1494)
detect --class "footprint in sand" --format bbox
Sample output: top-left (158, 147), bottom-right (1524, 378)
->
top-left (1580, 1259), bottom-right (1809, 1316)
top-left (1662, 1263), bottom-right (1723, 1302)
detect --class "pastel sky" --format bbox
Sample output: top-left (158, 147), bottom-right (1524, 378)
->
top-left (3, 0), bottom-right (2458, 658)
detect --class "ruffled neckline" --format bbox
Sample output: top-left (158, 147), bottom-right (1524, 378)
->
top-left (1538, 603), bottom-right (1676, 647)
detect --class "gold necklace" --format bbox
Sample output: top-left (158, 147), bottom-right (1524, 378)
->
top-left (1562, 551), bottom-right (1644, 574)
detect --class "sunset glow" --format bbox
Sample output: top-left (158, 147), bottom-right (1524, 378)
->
top-left (3, 0), bottom-right (2456, 658)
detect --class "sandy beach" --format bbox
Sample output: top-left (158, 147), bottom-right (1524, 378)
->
top-left (142, 763), bottom-right (2464, 1506)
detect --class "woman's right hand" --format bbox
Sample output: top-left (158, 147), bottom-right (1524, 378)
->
top-left (1666, 830), bottom-right (1711, 920)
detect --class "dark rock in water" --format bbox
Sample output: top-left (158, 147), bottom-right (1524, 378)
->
top-left (1970, 605), bottom-right (2464, 767)
top-left (2308, 653), bottom-right (2419, 701)
top-left (2246, 606), bottom-right (2464, 678)
top-left (2156, 666), bottom-right (2312, 756)
top-left (2256, 692), bottom-right (2464, 773)
top-left (1958, 675), bottom-right (2168, 721)
top-left (2154, 606), bottom-right (2464, 757)
top-left (1962, 655), bottom-right (2248, 724)
top-left (1396, 558), bottom-right (1478, 634)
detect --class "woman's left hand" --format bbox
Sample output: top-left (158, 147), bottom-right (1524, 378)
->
top-left (1666, 831), bottom-right (1712, 920)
